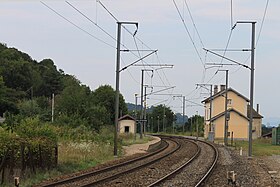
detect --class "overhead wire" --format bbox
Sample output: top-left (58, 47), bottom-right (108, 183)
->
top-left (231, 0), bottom-right (233, 28)
top-left (40, 1), bottom-right (115, 49)
top-left (120, 56), bottom-right (139, 84)
top-left (173, 0), bottom-right (205, 67)
top-left (184, 0), bottom-right (204, 48)
top-left (66, 1), bottom-right (116, 42)
top-left (230, 0), bottom-right (269, 74)
top-left (174, 0), bottom-right (207, 100)
top-left (65, 1), bottom-right (149, 87)
top-left (256, 0), bottom-right (269, 45)
top-left (98, 0), bottom-right (152, 51)
top-left (98, 0), bottom-right (173, 92)
top-left (206, 22), bottom-right (234, 83)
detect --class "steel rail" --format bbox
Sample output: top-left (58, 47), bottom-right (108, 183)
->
top-left (40, 138), bottom-right (169, 187)
top-left (147, 135), bottom-right (219, 187)
top-left (147, 139), bottom-right (201, 187)
top-left (194, 140), bottom-right (219, 187)
top-left (80, 137), bottom-right (181, 187)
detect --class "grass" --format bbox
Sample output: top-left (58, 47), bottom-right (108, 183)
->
top-left (1, 133), bottom-right (153, 187)
top-left (235, 138), bottom-right (280, 156)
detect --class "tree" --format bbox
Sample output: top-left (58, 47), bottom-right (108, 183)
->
top-left (92, 85), bottom-right (127, 125)
top-left (186, 115), bottom-right (204, 135)
top-left (36, 59), bottom-right (63, 96)
top-left (0, 76), bottom-right (19, 115)
top-left (148, 105), bottom-right (175, 133)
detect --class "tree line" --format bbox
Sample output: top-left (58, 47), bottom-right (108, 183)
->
top-left (0, 43), bottom-right (127, 131)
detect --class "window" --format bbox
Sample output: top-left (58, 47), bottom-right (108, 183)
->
top-left (125, 126), bottom-right (130, 133)
top-left (227, 99), bottom-right (232, 105)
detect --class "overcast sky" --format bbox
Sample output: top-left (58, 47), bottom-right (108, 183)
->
top-left (0, 0), bottom-right (279, 124)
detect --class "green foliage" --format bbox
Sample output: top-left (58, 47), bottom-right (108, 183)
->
top-left (18, 99), bottom-right (41, 117)
top-left (92, 85), bottom-right (128, 124)
top-left (15, 117), bottom-right (58, 143)
top-left (0, 43), bottom-right (129, 131)
top-left (148, 105), bottom-right (175, 133)
top-left (186, 115), bottom-right (204, 135)
top-left (0, 128), bottom-right (19, 156)
top-left (37, 59), bottom-right (63, 96)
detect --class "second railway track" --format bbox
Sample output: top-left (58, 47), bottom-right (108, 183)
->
top-left (37, 135), bottom-right (218, 187)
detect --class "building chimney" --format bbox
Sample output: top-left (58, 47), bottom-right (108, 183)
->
top-left (257, 104), bottom-right (259, 113)
top-left (220, 85), bottom-right (226, 91)
top-left (214, 85), bottom-right (218, 94)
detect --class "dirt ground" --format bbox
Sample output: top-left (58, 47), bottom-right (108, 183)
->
top-left (122, 136), bottom-right (161, 156)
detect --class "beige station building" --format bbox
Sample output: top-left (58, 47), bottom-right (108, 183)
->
top-left (118, 115), bottom-right (136, 134)
top-left (202, 85), bottom-right (263, 141)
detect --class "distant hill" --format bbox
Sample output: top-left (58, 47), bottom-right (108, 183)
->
top-left (263, 117), bottom-right (280, 127)
top-left (126, 103), bottom-right (154, 113)
top-left (175, 113), bottom-right (188, 124)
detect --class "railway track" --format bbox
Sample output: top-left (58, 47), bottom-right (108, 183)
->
top-left (38, 136), bottom-right (218, 187)
top-left (93, 136), bottom-right (200, 186)
top-left (148, 137), bottom-right (219, 187)
top-left (38, 136), bottom-right (179, 187)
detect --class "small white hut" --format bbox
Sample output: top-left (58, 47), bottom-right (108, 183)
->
top-left (118, 115), bottom-right (136, 134)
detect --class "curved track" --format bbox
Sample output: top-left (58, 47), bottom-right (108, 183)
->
top-left (38, 136), bottom-right (218, 187)
top-left (148, 136), bottom-right (219, 187)
top-left (94, 136), bottom-right (200, 186)
top-left (39, 137), bottom-right (178, 187)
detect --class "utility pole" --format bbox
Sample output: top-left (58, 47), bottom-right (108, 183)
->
top-left (134, 93), bottom-right (138, 140)
top-left (51, 93), bottom-right (54, 123)
top-left (183, 96), bottom-right (185, 133)
top-left (248, 22), bottom-right (256, 157)
top-left (140, 70), bottom-right (144, 139)
top-left (196, 84), bottom-right (213, 135)
top-left (225, 21), bottom-right (256, 156)
top-left (163, 104), bottom-right (166, 133)
top-left (144, 86), bottom-right (148, 135)
top-left (216, 70), bottom-right (229, 146)
top-left (157, 116), bottom-right (160, 133)
top-left (140, 69), bottom-right (153, 139)
top-left (114, 22), bottom-right (138, 156)
top-left (114, 22), bottom-right (121, 156)
top-left (151, 116), bottom-right (153, 133)
top-left (196, 111), bottom-right (199, 140)
top-left (225, 70), bottom-right (229, 146)
top-left (191, 117), bottom-right (193, 136)
top-left (134, 94), bottom-right (138, 118)
top-left (173, 95), bottom-right (185, 133)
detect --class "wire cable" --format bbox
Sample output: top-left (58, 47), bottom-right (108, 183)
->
top-left (66, 1), bottom-right (116, 42)
top-left (184, 0), bottom-right (204, 48)
top-left (173, 0), bottom-right (205, 67)
top-left (206, 28), bottom-right (234, 83)
top-left (41, 1), bottom-right (115, 49)
top-left (230, 0), bottom-right (269, 75)
top-left (256, 0), bottom-right (269, 46)
top-left (98, 0), bottom-right (173, 91)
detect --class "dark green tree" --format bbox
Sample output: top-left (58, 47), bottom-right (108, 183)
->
top-left (186, 114), bottom-right (204, 136)
top-left (148, 105), bottom-right (174, 133)
top-left (36, 59), bottom-right (63, 96)
top-left (92, 85), bottom-right (127, 124)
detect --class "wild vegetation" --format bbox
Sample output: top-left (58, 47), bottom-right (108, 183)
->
top-left (0, 43), bottom-right (129, 186)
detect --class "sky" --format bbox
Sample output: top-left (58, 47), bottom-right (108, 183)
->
top-left (0, 0), bottom-right (279, 125)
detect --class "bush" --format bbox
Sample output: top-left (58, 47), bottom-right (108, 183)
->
top-left (0, 118), bottom-right (59, 184)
